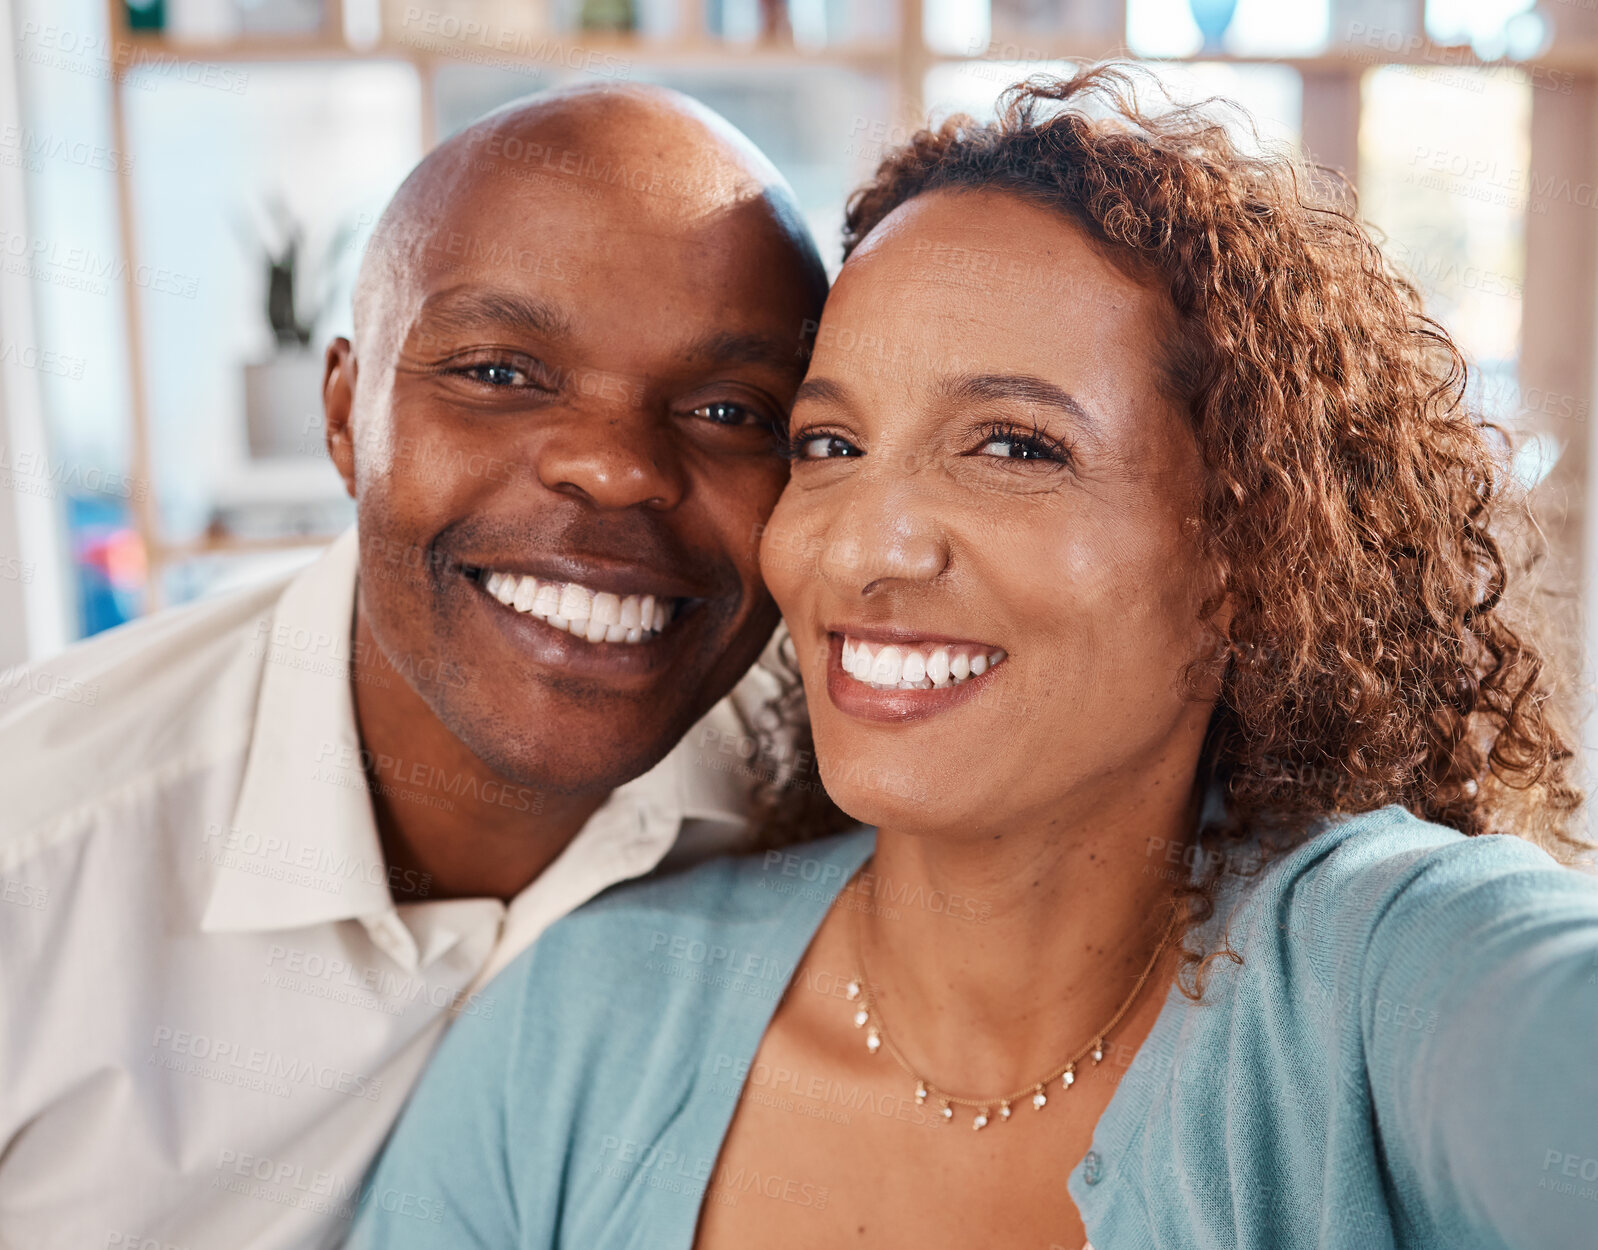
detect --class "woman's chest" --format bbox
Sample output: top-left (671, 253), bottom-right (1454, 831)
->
top-left (691, 1016), bottom-right (1118, 1250)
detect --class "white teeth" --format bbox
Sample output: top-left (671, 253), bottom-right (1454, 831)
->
top-left (532, 582), bottom-right (562, 616)
top-left (481, 571), bottom-right (675, 646)
top-left (559, 583), bottom-right (593, 620)
top-left (837, 635), bottom-right (1006, 691)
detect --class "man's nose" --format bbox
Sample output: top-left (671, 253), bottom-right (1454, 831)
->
top-left (533, 412), bottom-right (687, 511)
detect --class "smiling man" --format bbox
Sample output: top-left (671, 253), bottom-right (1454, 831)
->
top-left (0, 85), bottom-right (825, 1249)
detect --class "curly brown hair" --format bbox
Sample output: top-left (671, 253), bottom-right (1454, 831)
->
top-left (752, 64), bottom-right (1588, 993)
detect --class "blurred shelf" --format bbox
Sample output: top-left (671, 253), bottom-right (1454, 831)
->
top-left (108, 31), bottom-right (900, 68)
top-left (157, 532), bottom-right (343, 560)
top-left (101, 26), bottom-right (1598, 79)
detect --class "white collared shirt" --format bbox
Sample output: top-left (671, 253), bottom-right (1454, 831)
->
top-left (0, 529), bottom-right (779, 1250)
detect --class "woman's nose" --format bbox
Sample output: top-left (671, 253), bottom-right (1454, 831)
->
top-left (817, 486), bottom-right (950, 596)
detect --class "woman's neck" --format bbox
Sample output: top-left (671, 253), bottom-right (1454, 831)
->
top-left (853, 782), bottom-right (1199, 1095)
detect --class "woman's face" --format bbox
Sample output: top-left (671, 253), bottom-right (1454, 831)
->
top-left (761, 189), bottom-right (1223, 837)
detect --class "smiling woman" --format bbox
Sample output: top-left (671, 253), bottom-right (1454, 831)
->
top-left (350, 67), bottom-right (1598, 1250)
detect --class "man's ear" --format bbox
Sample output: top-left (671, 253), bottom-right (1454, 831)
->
top-left (323, 337), bottom-right (357, 498)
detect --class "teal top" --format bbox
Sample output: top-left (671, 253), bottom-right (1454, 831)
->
top-left (349, 806), bottom-right (1598, 1249)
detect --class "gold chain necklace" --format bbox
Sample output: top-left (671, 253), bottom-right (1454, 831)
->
top-left (844, 861), bottom-right (1175, 1131)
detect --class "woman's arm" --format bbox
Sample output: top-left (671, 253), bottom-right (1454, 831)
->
top-left (1353, 836), bottom-right (1598, 1248)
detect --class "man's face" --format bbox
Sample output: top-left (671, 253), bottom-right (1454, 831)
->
top-left (327, 135), bottom-right (819, 795)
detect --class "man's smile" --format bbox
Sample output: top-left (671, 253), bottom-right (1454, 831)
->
top-left (479, 570), bottom-right (678, 644)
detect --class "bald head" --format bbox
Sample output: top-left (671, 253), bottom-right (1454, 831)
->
top-left (354, 83), bottom-right (824, 341)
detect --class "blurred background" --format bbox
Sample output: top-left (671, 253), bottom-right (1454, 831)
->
top-left (1, 0), bottom-right (1595, 788)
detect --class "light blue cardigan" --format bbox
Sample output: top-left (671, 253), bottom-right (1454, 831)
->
top-left (349, 806), bottom-right (1598, 1248)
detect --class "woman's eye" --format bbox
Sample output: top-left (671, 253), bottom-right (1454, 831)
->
top-left (977, 433), bottom-right (1065, 462)
top-left (795, 433), bottom-right (861, 460)
top-left (692, 401), bottom-right (762, 426)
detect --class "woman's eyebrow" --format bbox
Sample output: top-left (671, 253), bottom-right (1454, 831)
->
top-left (940, 371), bottom-right (1101, 435)
top-left (792, 376), bottom-right (851, 408)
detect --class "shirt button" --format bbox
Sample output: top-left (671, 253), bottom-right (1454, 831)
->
top-left (1081, 1150), bottom-right (1103, 1185)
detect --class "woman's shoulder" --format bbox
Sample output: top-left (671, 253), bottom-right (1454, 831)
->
top-left (496, 828), bottom-right (875, 1017)
top-left (1223, 803), bottom-right (1596, 993)
top-left (1253, 803), bottom-right (1589, 918)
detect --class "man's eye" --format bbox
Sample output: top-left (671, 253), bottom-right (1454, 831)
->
top-left (458, 362), bottom-right (529, 387)
top-left (794, 433), bottom-right (861, 460)
top-left (692, 401), bottom-right (762, 426)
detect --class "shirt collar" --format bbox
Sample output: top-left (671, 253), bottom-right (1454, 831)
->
top-left (202, 527), bottom-right (771, 948)
top-left (201, 528), bottom-right (393, 934)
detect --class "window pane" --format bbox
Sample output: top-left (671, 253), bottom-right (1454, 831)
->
top-left (923, 61), bottom-right (1302, 160)
top-left (1425, 0), bottom-right (1548, 60)
top-left (121, 60), bottom-right (422, 545)
top-left (1127, 0), bottom-right (1329, 58)
top-left (435, 63), bottom-right (892, 274)
top-left (1359, 67), bottom-right (1530, 424)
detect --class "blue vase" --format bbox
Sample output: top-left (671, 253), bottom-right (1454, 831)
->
top-left (1189, 0), bottom-right (1239, 51)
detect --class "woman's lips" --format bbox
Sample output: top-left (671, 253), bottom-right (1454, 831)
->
top-left (824, 632), bottom-right (1008, 723)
